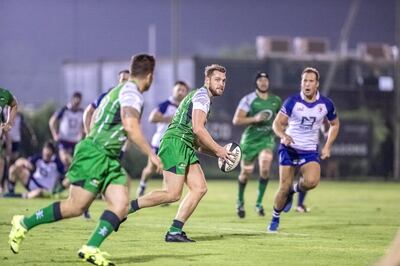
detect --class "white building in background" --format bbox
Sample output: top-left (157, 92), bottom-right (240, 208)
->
top-left (62, 57), bottom-right (194, 139)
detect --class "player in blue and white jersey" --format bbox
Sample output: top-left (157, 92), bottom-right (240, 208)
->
top-left (267, 67), bottom-right (340, 232)
top-left (49, 92), bottom-right (84, 169)
top-left (5, 141), bottom-right (64, 198)
top-left (136, 80), bottom-right (189, 197)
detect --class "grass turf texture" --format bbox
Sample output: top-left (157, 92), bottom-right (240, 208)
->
top-left (0, 180), bottom-right (399, 266)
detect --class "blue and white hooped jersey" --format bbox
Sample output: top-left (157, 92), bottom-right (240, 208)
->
top-left (28, 154), bottom-right (65, 191)
top-left (151, 97), bottom-right (179, 148)
top-left (56, 105), bottom-right (84, 143)
top-left (280, 91), bottom-right (337, 151)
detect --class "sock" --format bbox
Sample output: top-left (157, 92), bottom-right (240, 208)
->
top-left (169, 219), bottom-right (184, 234)
top-left (129, 199), bottom-right (140, 214)
top-left (7, 180), bottom-right (16, 193)
top-left (87, 210), bottom-right (120, 248)
top-left (256, 177), bottom-right (268, 206)
top-left (298, 191), bottom-right (307, 206)
top-left (271, 207), bottom-right (281, 223)
top-left (139, 180), bottom-right (147, 189)
top-left (237, 180), bottom-right (247, 204)
top-left (1, 161), bottom-right (8, 188)
top-left (292, 183), bottom-right (301, 194)
top-left (22, 202), bottom-right (62, 230)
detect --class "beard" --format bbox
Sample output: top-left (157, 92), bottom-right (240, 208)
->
top-left (209, 86), bottom-right (224, 96)
top-left (256, 86), bottom-right (268, 93)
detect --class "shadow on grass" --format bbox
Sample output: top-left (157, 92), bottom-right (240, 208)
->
top-left (115, 253), bottom-right (217, 264)
top-left (193, 232), bottom-right (261, 241)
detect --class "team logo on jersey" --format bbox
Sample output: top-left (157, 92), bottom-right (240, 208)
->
top-left (257, 110), bottom-right (274, 121)
top-left (300, 116), bottom-right (316, 130)
top-left (90, 179), bottom-right (99, 188)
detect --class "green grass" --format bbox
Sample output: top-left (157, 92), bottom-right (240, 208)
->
top-left (1, 180), bottom-right (399, 266)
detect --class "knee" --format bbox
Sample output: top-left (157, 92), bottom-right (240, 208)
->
top-left (239, 169), bottom-right (252, 181)
top-left (167, 190), bottom-right (182, 203)
top-left (63, 199), bottom-right (87, 217)
top-left (192, 185), bottom-right (208, 198)
top-left (302, 177), bottom-right (319, 190)
top-left (110, 202), bottom-right (129, 218)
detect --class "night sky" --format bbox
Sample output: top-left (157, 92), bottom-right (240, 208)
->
top-left (0, 0), bottom-right (395, 105)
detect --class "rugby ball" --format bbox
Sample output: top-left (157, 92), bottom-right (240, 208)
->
top-left (218, 142), bottom-right (242, 172)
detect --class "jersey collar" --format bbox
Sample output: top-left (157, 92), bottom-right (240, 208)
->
top-left (300, 90), bottom-right (320, 101)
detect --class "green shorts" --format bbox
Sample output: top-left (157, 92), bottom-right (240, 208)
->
top-left (67, 138), bottom-right (127, 194)
top-left (158, 137), bottom-right (199, 175)
top-left (240, 135), bottom-right (276, 163)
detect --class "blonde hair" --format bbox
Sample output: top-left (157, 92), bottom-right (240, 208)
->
top-left (204, 64), bottom-right (226, 78)
top-left (302, 67), bottom-right (320, 81)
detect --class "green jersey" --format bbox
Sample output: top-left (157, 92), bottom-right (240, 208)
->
top-left (238, 91), bottom-right (282, 144)
top-left (89, 81), bottom-right (144, 158)
top-left (162, 87), bottom-right (211, 150)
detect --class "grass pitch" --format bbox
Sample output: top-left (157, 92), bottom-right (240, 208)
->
top-left (0, 180), bottom-right (399, 266)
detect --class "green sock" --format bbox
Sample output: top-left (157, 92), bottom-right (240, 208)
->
top-left (256, 178), bottom-right (269, 206)
top-left (169, 219), bottom-right (184, 233)
top-left (87, 219), bottom-right (114, 247)
top-left (22, 202), bottom-right (62, 230)
top-left (238, 180), bottom-right (247, 204)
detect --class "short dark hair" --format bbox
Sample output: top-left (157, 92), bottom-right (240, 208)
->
top-left (72, 91), bottom-right (82, 99)
top-left (130, 54), bottom-right (156, 78)
top-left (118, 69), bottom-right (130, 75)
top-left (43, 141), bottom-right (55, 153)
top-left (204, 64), bottom-right (226, 78)
top-left (174, 80), bottom-right (189, 90)
top-left (302, 67), bottom-right (320, 81)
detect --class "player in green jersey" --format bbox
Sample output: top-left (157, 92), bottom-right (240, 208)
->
top-left (232, 72), bottom-right (281, 218)
top-left (8, 54), bottom-right (163, 266)
top-left (129, 64), bottom-right (233, 242)
top-left (0, 87), bottom-right (18, 193)
top-left (0, 87), bottom-right (18, 133)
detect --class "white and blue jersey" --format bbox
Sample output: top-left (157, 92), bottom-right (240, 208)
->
top-left (26, 154), bottom-right (65, 192)
top-left (91, 90), bottom-right (109, 109)
top-left (279, 91), bottom-right (337, 166)
top-left (151, 97), bottom-right (179, 150)
top-left (56, 104), bottom-right (84, 143)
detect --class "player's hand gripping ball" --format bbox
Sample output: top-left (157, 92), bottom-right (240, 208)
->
top-left (218, 142), bottom-right (242, 172)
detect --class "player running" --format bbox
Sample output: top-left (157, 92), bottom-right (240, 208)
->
top-left (232, 72), bottom-right (281, 218)
top-left (267, 67), bottom-right (340, 232)
top-left (0, 87), bottom-right (18, 194)
top-left (8, 54), bottom-right (162, 266)
top-left (129, 64), bottom-right (233, 242)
